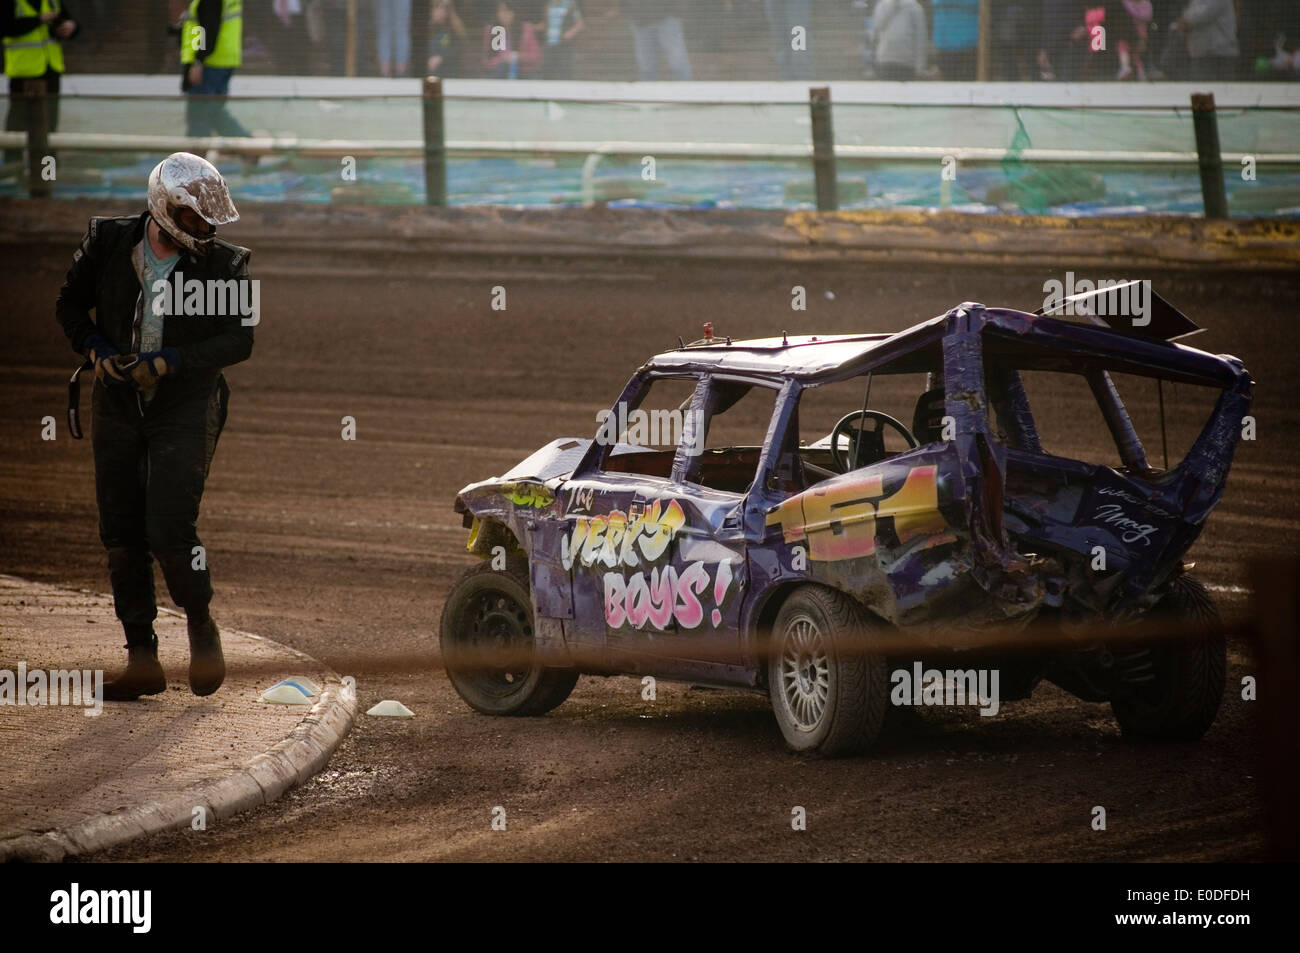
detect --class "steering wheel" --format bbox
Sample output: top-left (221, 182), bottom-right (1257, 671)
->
top-left (829, 410), bottom-right (919, 473)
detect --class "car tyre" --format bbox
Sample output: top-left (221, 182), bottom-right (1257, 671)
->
top-left (1111, 574), bottom-right (1225, 742)
top-left (441, 558), bottom-right (579, 716)
top-left (767, 586), bottom-right (889, 757)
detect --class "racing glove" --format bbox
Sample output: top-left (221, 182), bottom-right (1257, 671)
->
top-left (85, 332), bottom-right (123, 382)
top-left (95, 354), bottom-right (135, 387)
top-left (114, 348), bottom-right (182, 392)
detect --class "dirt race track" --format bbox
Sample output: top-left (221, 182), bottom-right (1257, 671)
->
top-left (2, 219), bottom-right (1298, 861)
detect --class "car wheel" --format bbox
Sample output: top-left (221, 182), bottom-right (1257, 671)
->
top-left (1110, 574), bottom-right (1225, 741)
top-left (767, 586), bottom-right (889, 757)
top-left (440, 558), bottom-right (579, 716)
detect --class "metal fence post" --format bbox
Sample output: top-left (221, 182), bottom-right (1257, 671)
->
top-left (809, 86), bottom-right (837, 212)
top-left (423, 76), bottom-right (447, 207)
top-left (1191, 92), bottom-right (1229, 219)
top-left (25, 79), bottom-right (50, 199)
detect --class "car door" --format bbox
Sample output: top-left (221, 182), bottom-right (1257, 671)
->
top-left (559, 374), bottom-right (703, 671)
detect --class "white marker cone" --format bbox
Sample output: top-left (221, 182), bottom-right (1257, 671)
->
top-left (259, 678), bottom-right (321, 705)
top-left (366, 699), bottom-right (415, 718)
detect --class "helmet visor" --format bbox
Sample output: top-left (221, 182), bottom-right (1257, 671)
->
top-left (189, 172), bottom-right (240, 227)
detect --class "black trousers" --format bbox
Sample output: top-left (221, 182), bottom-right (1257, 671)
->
top-left (92, 377), bottom-right (228, 642)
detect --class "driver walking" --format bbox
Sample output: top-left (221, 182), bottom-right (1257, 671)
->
top-left (56, 152), bottom-right (253, 701)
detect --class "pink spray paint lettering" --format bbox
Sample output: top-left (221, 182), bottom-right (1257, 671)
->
top-left (604, 560), bottom-right (733, 631)
top-left (566, 498), bottom-right (737, 630)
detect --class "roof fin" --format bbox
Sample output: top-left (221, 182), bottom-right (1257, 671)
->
top-left (782, 330), bottom-right (789, 346)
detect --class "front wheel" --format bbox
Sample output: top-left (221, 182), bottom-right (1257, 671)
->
top-left (1110, 574), bottom-right (1226, 741)
top-left (766, 586), bottom-right (890, 757)
top-left (440, 558), bottom-right (578, 716)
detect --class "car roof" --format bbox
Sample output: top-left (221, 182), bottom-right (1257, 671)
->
top-left (643, 304), bottom-right (1244, 390)
top-left (646, 316), bottom-right (946, 380)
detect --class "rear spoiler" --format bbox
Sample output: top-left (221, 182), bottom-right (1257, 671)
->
top-left (1036, 280), bottom-right (1202, 342)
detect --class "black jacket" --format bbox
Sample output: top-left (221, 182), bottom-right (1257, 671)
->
top-left (56, 211), bottom-right (254, 406)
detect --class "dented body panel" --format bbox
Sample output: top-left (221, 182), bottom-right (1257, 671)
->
top-left (453, 302), bottom-right (1252, 690)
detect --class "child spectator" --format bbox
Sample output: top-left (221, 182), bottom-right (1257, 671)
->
top-left (428, 0), bottom-right (468, 77)
top-left (1115, 0), bottom-right (1152, 79)
top-left (482, 0), bottom-right (541, 78)
top-left (537, 0), bottom-right (584, 79)
top-left (1069, 3), bottom-right (1123, 79)
top-left (1039, 0), bottom-right (1088, 81)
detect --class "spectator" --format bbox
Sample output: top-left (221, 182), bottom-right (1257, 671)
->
top-left (618, 1), bottom-right (692, 81)
top-left (181, 0), bottom-right (251, 140)
top-left (3, 0), bottom-right (78, 167)
top-left (872, 0), bottom-right (926, 80)
top-left (932, 0), bottom-right (978, 80)
top-left (765, 0), bottom-right (812, 80)
top-left (1039, 0), bottom-right (1086, 80)
top-left (374, 0), bottom-right (412, 76)
top-left (427, 0), bottom-right (466, 76)
top-left (1174, 0), bottom-right (1238, 81)
top-left (990, 1), bottom-right (1040, 80)
top-left (482, 0), bottom-right (540, 78)
top-left (1074, 3), bottom-right (1124, 80)
top-left (536, 0), bottom-right (582, 79)
top-left (1115, 0), bottom-right (1152, 80)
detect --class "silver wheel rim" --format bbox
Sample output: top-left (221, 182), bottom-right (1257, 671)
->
top-left (779, 613), bottom-right (830, 731)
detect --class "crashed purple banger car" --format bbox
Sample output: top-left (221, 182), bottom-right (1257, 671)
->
top-left (441, 298), bottom-right (1252, 756)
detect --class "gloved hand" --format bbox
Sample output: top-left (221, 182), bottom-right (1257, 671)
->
top-left (84, 332), bottom-right (116, 361)
top-left (114, 348), bottom-right (182, 392)
top-left (86, 334), bottom-right (130, 387)
top-left (94, 354), bottom-right (134, 387)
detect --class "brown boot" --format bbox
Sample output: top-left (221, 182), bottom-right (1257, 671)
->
top-left (187, 616), bottom-right (225, 696)
top-left (101, 635), bottom-right (166, 701)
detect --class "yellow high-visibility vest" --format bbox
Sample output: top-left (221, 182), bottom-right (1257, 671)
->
top-left (181, 0), bottom-right (242, 69)
top-left (4, 0), bottom-right (65, 78)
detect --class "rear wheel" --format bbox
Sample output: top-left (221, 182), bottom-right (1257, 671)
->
top-left (440, 559), bottom-right (578, 716)
top-left (766, 586), bottom-right (889, 757)
top-left (1110, 574), bottom-right (1225, 741)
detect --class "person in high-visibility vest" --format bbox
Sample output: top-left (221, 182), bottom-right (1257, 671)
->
top-left (179, 0), bottom-right (248, 139)
top-left (2, 0), bottom-right (78, 165)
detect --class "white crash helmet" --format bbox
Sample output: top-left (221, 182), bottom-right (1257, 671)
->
top-left (146, 152), bottom-right (239, 255)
